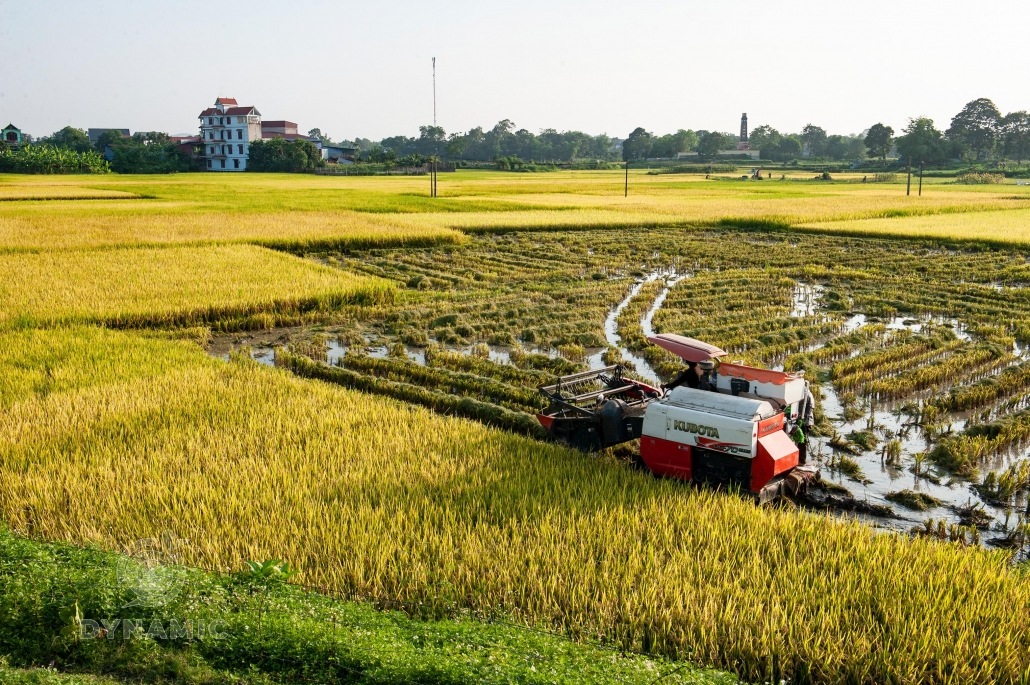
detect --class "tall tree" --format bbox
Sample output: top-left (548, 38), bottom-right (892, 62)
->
top-left (863, 123), bottom-right (895, 165)
top-left (39, 126), bottom-right (92, 153)
top-left (801, 124), bottom-right (828, 158)
top-left (649, 129), bottom-right (696, 158)
top-left (415, 125), bottom-right (447, 156)
top-left (824, 135), bottom-right (863, 162)
top-left (694, 130), bottom-right (723, 162)
top-left (363, 123), bottom-right (620, 163)
top-left (1001, 111), bottom-right (1030, 164)
top-left (105, 132), bottom-right (198, 174)
top-left (748, 125), bottom-right (780, 157)
top-left (947, 98), bottom-right (1002, 161)
top-left (622, 127), bottom-right (652, 161)
top-left (307, 128), bottom-right (337, 146)
top-left (445, 134), bottom-right (470, 159)
top-left (895, 117), bottom-right (946, 165)
top-left (247, 138), bottom-right (325, 172)
top-left (93, 129), bottom-right (126, 152)
top-left (751, 127), bottom-right (801, 163)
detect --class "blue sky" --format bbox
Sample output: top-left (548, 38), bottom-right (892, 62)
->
top-left (2, 0), bottom-right (1028, 141)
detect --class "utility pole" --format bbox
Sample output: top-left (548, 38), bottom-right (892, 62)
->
top-left (431, 58), bottom-right (438, 198)
top-left (918, 161), bottom-right (923, 196)
top-left (625, 159), bottom-right (629, 197)
top-left (906, 159), bottom-right (912, 196)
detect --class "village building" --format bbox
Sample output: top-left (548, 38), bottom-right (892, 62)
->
top-left (88, 128), bottom-right (130, 146)
top-left (2, 123), bottom-right (24, 150)
top-left (198, 97), bottom-right (262, 171)
top-left (197, 97), bottom-right (355, 169)
top-left (261, 121), bottom-right (356, 163)
top-left (261, 120), bottom-right (302, 139)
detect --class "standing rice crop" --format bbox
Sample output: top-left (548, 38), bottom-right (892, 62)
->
top-left (0, 331), bottom-right (1028, 684)
top-left (0, 244), bottom-right (394, 330)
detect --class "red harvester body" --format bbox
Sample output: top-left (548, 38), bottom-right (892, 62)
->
top-left (537, 335), bottom-right (818, 502)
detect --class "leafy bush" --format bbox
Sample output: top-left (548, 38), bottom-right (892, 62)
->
top-left (492, 156), bottom-right (558, 172)
top-left (648, 164), bottom-right (737, 175)
top-left (956, 172), bottom-right (1005, 184)
top-left (0, 145), bottom-right (110, 174)
top-left (109, 134), bottom-right (200, 174)
top-left (397, 153), bottom-right (425, 166)
top-left (495, 155), bottom-right (525, 171)
top-left (247, 138), bottom-right (326, 173)
top-left (565, 160), bottom-right (623, 170)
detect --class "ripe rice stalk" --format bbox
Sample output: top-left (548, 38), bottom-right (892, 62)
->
top-left (0, 244), bottom-right (394, 331)
top-left (3, 331), bottom-right (1029, 684)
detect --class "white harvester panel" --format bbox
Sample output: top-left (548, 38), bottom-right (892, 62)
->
top-left (653, 387), bottom-right (775, 458)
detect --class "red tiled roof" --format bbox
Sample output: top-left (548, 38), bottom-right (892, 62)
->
top-left (215, 97), bottom-right (238, 105)
top-left (198, 106), bottom-right (258, 118)
top-left (261, 120), bottom-right (297, 128)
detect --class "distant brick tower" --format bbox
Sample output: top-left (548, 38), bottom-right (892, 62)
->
top-left (737, 113), bottom-right (749, 150)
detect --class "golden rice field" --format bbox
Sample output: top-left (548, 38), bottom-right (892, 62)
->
top-left (1, 327), bottom-right (1028, 684)
top-left (0, 207), bottom-right (465, 252)
top-left (804, 206), bottom-right (1030, 244)
top-left (3, 170), bottom-right (1030, 684)
top-left (1, 171), bottom-right (1029, 251)
top-left (0, 244), bottom-right (393, 329)
top-left (0, 185), bottom-right (139, 201)
top-left (0, 326), bottom-right (205, 407)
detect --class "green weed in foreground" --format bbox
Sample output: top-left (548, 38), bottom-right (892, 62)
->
top-left (0, 662), bottom-right (122, 685)
top-left (0, 529), bottom-right (731, 685)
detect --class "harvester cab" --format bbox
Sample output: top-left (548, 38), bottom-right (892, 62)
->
top-left (537, 334), bottom-right (819, 503)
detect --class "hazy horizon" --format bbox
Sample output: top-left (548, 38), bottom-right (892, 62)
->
top-left (2, 0), bottom-right (1028, 142)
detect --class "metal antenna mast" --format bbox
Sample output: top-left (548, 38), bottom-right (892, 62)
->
top-left (432, 57), bottom-right (436, 126)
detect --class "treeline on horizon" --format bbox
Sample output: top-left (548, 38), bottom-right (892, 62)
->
top-left (355, 97), bottom-right (1030, 165)
top-left (8, 97), bottom-right (1030, 173)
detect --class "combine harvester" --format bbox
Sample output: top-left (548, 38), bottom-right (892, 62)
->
top-left (537, 334), bottom-right (819, 503)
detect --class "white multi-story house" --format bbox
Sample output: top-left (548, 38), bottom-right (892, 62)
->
top-left (198, 97), bottom-right (261, 171)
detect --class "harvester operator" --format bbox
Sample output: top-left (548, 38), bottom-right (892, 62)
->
top-left (661, 361), bottom-right (700, 391)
